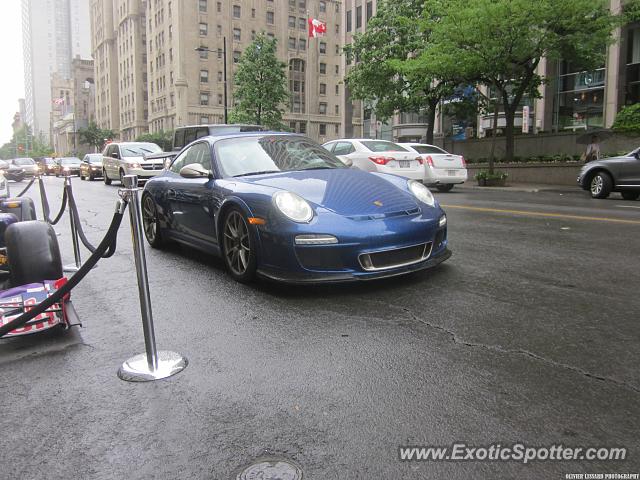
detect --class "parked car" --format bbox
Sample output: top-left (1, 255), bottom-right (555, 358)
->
top-left (80, 153), bottom-right (103, 181)
top-left (35, 157), bottom-right (57, 175)
top-left (578, 147), bottom-right (640, 199)
top-left (0, 160), bottom-right (26, 182)
top-left (146, 124), bottom-right (269, 166)
top-left (142, 133), bottom-right (450, 284)
top-left (102, 142), bottom-right (164, 184)
top-left (11, 158), bottom-right (38, 178)
top-left (400, 143), bottom-right (468, 192)
top-left (322, 139), bottom-right (425, 180)
top-left (54, 157), bottom-right (82, 177)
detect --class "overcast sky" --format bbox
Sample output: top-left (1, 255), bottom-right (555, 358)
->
top-left (0, 2), bottom-right (25, 146)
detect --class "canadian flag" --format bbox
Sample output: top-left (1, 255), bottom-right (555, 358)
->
top-left (308, 18), bottom-right (327, 38)
top-left (53, 97), bottom-right (65, 105)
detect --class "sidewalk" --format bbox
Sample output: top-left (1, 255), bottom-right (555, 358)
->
top-left (456, 181), bottom-right (579, 194)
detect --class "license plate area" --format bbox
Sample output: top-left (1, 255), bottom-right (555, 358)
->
top-left (399, 160), bottom-right (410, 168)
top-left (447, 170), bottom-right (457, 176)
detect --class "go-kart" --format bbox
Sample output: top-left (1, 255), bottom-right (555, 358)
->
top-left (0, 197), bottom-right (80, 338)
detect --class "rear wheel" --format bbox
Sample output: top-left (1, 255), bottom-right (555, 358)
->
top-left (141, 194), bottom-right (164, 248)
top-left (222, 208), bottom-right (257, 283)
top-left (621, 190), bottom-right (640, 201)
top-left (436, 184), bottom-right (454, 192)
top-left (119, 169), bottom-right (126, 184)
top-left (590, 172), bottom-right (612, 199)
top-left (103, 168), bottom-right (112, 185)
top-left (6, 221), bottom-right (63, 286)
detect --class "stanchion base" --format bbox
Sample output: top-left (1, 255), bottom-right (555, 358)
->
top-left (117, 350), bottom-right (188, 382)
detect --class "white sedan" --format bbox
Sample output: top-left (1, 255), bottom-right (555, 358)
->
top-left (322, 139), bottom-right (425, 181)
top-left (400, 143), bottom-right (467, 192)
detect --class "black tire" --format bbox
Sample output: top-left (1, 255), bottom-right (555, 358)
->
top-left (436, 184), bottom-right (455, 192)
top-left (141, 194), bottom-right (164, 248)
top-left (589, 171), bottom-right (612, 199)
top-left (103, 168), bottom-right (112, 185)
top-left (6, 221), bottom-right (63, 286)
top-left (221, 207), bottom-right (257, 283)
top-left (621, 190), bottom-right (640, 201)
top-left (119, 169), bottom-right (126, 184)
top-left (3, 197), bottom-right (37, 221)
top-left (80, 174), bottom-right (85, 180)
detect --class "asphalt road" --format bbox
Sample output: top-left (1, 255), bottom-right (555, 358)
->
top-left (1, 176), bottom-right (639, 480)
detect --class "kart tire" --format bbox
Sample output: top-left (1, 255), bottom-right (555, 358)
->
top-left (3, 197), bottom-right (37, 221)
top-left (436, 184), bottom-right (454, 192)
top-left (621, 190), bottom-right (640, 201)
top-left (6, 221), bottom-right (63, 286)
top-left (103, 169), bottom-right (112, 185)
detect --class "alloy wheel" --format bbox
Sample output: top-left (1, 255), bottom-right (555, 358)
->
top-left (142, 196), bottom-right (157, 243)
top-left (223, 211), bottom-right (250, 275)
top-left (591, 175), bottom-right (603, 195)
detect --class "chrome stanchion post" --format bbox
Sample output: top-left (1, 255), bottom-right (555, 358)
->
top-left (117, 174), bottom-right (187, 382)
top-left (63, 172), bottom-right (82, 273)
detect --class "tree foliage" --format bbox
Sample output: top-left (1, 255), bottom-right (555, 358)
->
top-left (344, 0), bottom-right (455, 144)
top-left (421, 0), bottom-right (619, 161)
top-left (612, 103), bottom-right (640, 135)
top-left (78, 122), bottom-right (116, 152)
top-left (136, 130), bottom-right (173, 151)
top-left (229, 34), bottom-right (289, 129)
top-left (0, 125), bottom-right (53, 160)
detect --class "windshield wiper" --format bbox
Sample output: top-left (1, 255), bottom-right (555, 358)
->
top-left (300, 166), bottom-right (334, 170)
top-left (233, 170), bottom-right (281, 177)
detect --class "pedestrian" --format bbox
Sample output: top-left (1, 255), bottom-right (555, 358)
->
top-left (582, 135), bottom-right (601, 162)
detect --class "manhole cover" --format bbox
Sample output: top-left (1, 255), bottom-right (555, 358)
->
top-left (236, 458), bottom-right (302, 480)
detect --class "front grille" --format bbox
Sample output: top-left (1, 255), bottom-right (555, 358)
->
top-left (347, 207), bottom-right (420, 222)
top-left (359, 243), bottom-right (432, 271)
top-left (296, 247), bottom-right (345, 271)
top-left (141, 163), bottom-right (163, 171)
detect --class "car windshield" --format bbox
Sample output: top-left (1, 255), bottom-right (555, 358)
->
top-left (14, 158), bottom-right (35, 166)
top-left (61, 157), bottom-right (81, 165)
top-left (626, 148), bottom-right (640, 157)
top-left (216, 135), bottom-right (347, 177)
top-left (361, 141), bottom-right (408, 152)
top-left (410, 145), bottom-right (447, 154)
top-left (86, 155), bottom-right (102, 164)
top-left (120, 143), bottom-right (162, 157)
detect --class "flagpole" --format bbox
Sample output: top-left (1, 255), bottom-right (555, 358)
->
top-left (306, 10), bottom-right (311, 136)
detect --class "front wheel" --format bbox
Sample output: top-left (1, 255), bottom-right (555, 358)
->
top-left (119, 169), bottom-right (126, 185)
top-left (621, 190), bottom-right (640, 201)
top-left (103, 169), bottom-right (112, 185)
top-left (590, 172), bottom-right (612, 199)
top-left (141, 194), bottom-right (164, 248)
top-left (436, 184), bottom-right (454, 192)
top-left (222, 208), bottom-right (257, 283)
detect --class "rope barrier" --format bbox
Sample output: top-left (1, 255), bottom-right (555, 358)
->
top-left (0, 200), bottom-right (128, 338)
top-left (15, 177), bottom-right (36, 198)
top-left (67, 184), bottom-right (118, 258)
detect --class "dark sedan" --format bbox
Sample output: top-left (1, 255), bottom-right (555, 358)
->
top-left (141, 133), bottom-right (450, 284)
top-left (578, 147), bottom-right (640, 199)
top-left (80, 153), bottom-right (103, 181)
top-left (54, 157), bottom-right (82, 177)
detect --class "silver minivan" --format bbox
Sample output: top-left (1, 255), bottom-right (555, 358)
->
top-left (101, 142), bottom-right (163, 184)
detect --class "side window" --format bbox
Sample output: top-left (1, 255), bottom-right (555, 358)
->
top-left (170, 142), bottom-right (212, 173)
top-left (196, 127), bottom-right (209, 139)
top-left (114, 145), bottom-right (121, 158)
top-left (184, 128), bottom-right (197, 145)
top-left (194, 142), bottom-right (213, 170)
top-left (333, 142), bottom-right (354, 155)
top-left (323, 142), bottom-right (336, 152)
top-left (174, 130), bottom-right (185, 150)
top-left (170, 148), bottom-right (191, 173)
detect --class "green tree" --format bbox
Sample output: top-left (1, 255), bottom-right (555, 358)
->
top-left (422, 0), bottom-right (619, 162)
top-left (612, 103), bottom-right (640, 135)
top-left (228, 33), bottom-right (288, 129)
top-left (78, 122), bottom-right (116, 152)
top-left (136, 130), bottom-right (173, 151)
top-left (344, 0), bottom-right (455, 144)
top-left (0, 125), bottom-right (53, 159)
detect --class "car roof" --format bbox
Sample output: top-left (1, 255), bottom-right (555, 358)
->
top-left (198, 131), bottom-right (304, 143)
top-left (176, 123), bottom-right (266, 130)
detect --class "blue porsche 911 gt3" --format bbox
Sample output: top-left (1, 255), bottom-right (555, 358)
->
top-left (141, 133), bottom-right (451, 283)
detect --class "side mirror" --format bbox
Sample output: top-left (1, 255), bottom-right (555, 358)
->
top-left (180, 163), bottom-right (213, 179)
top-left (111, 152), bottom-right (119, 159)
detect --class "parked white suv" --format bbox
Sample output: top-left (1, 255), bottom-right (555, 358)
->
top-left (400, 143), bottom-right (467, 192)
top-left (101, 142), bottom-right (164, 185)
top-left (322, 139), bottom-right (424, 180)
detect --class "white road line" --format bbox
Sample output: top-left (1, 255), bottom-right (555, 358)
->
top-left (615, 205), bottom-right (640, 209)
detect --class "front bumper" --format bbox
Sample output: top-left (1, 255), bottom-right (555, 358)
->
top-left (126, 166), bottom-right (163, 179)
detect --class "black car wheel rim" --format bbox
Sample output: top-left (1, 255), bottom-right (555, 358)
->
top-left (591, 175), bottom-right (603, 195)
top-left (142, 197), bottom-right (157, 242)
top-left (224, 211), bottom-right (250, 275)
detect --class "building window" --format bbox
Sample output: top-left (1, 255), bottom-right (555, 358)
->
top-left (335, 84), bottom-right (339, 95)
top-left (218, 94), bottom-right (223, 105)
top-left (201, 115), bottom-right (209, 123)
top-left (335, 44), bottom-right (340, 55)
top-left (335, 104), bottom-right (339, 115)
top-left (319, 42), bottom-right (326, 54)
top-left (298, 0), bottom-right (306, 9)
top-left (199, 48), bottom-right (208, 59)
top-left (319, 102), bottom-right (327, 114)
top-left (346, 11), bottom-right (352, 32)
top-left (199, 23), bottom-right (208, 36)
top-left (233, 50), bottom-right (241, 63)
top-left (320, 63), bottom-right (326, 74)
top-left (335, 65), bottom-right (339, 75)
top-left (289, 0), bottom-right (295, 7)
top-left (289, 16), bottom-right (296, 28)
top-left (200, 93), bottom-right (209, 105)
top-left (252, 8), bottom-right (255, 18)
top-left (366, 1), bottom-right (373, 22)
top-left (216, 2), bottom-right (221, 12)
top-left (233, 28), bottom-right (241, 41)
top-left (334, 124), bottom-right (339, 134)
top-left (266, 11), bottom-right (274, 24)
top-left (319, 1), bottom-right (326, 12)
top-left (356, 6), bottom-right (362, 28)
top-left (199, 0), bottom-right (207, 13)
top-left (200, 69), bottom-right (209, 82)
top-left (319, 124), bottom-right (326, 136)
top-left (298, 17), bottom-right (306, 30)
top-left (218, 71), bottom-right (223, 81)
top-left (319, 83), bottom-right (326, 95)
top-left (233, 5), bottom-right (241, 18)
top-left (289, 37), bottom-right (296, 49)
top-left (299, 38), bottom-right (306, 51)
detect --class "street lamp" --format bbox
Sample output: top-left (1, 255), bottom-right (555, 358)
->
top-left (195, 38), bottom-right (228, 124)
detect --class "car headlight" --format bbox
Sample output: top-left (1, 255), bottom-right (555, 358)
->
top-left (129, 163), bottom-right (141, 169)
top-left (273, 191), bottom-right (313, 223)
top-left (63, 166), bottom-right (70, 171)
top-left (408, 180), bottom-right (435, 207)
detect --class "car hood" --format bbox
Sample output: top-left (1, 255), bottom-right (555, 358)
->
top-left (238, 168), bottom-right (418, 216)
